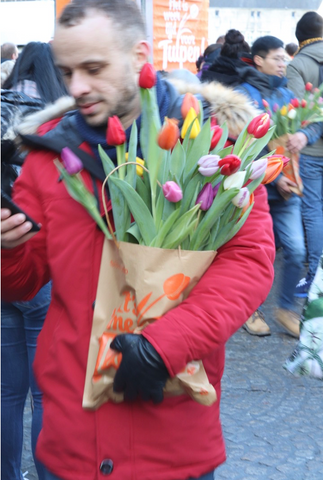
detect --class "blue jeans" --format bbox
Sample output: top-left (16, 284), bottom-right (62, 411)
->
top-left (1, 283), bottom-right (51, 480)
top-left (299, 153), bottom-right (323, 283)
top-left (44, 468), bottom-right (216, 480)
top-left (269, 194), bottom-right (305, 310)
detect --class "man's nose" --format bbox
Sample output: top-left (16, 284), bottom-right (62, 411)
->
top-left (68, 72), bottom-right (91, 98)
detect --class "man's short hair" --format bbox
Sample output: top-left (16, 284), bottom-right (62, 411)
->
top-left (251, 36), bottom-right (284, 59)
top-left (1, 42), bottom-right (17, 60)
top-left (58, 0), bottom-right (146, 50)
top-left (285, 43), bottom-right (298, 57)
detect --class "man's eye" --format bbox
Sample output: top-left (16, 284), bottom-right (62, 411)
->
top-left (88, 67), bottom-right (101, 75)
top-left (61, 70), bottom-right (72, 78)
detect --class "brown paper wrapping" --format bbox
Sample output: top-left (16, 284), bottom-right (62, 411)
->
top-left (83, 239), bottom-right (217, 410)
top-left (268, 134), bottom-right (303, 199)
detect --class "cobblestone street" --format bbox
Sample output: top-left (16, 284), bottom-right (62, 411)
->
top-left (22, 250), bottom-right (323, 480)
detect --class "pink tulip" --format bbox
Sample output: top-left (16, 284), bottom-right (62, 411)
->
top-left (162, 181), bottom-right (183, 202)
top-left (232, 187), bottom-right (250, 208)
top-left (249, 158), bottom-right (268, 180)
top-left (197, 155), bottom-right (220, 176)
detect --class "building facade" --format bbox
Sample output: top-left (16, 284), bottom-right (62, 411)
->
top-left (209, 0), bottom-right (323, 47)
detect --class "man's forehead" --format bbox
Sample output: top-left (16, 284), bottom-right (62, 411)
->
top-left (267, 47), bottom-right (285, 57)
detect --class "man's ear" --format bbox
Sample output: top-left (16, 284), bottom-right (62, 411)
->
top-left (133, 41), bottom-right (150, 73)
top-left (253, 54), bottom-right (263, 69)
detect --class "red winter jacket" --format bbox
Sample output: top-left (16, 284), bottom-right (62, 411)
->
top-left (1, 118), bottom-right (275, 480)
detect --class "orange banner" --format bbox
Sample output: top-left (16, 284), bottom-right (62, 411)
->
top-left (152, 0), bottom-right (209, 73)
top-left (56, 0), bottom-right (71, 18)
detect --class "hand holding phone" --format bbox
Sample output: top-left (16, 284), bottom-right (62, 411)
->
top-left (1, 191), bottom-right (41, 233)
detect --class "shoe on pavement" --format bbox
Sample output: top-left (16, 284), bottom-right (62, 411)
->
top-left (242, 310), bottom-right (271, 336)
top-left (275, 308), bottom-right (300, 338)
top-left (294, 277), bottom-right (311, 298)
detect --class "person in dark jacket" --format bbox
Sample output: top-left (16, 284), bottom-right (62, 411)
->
top-left (1, 41), bottom-right (67, 480)
top-left (201, 29), bottom-right (251, 86)
top-left (237, 35), bottom-right (322, 338)
top-left (286, 11), bottom-right (323, 297)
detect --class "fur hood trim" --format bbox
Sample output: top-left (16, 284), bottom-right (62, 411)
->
top-left (17, 96), bottom-right (76, 137)
top-left (17, 80), bottom-right (259, 139)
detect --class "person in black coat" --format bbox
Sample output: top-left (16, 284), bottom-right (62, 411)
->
top-left (201, 29), bottom-right (251, 86)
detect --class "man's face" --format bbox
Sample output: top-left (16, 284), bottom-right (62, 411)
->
top-left (254, 47), bottom-right (286, 77)
top-left (53, 13), bottom-right (148, 127)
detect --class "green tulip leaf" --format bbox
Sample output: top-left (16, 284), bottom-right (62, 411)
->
top-left (109, 176), bottom-right (156, 245)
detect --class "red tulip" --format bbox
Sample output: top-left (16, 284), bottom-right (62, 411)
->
top-left (106, 116), bottom-right (126, 146)
top-left (139, 63), bottom-right (157, 89)
top-left (305, 82), bottom-right (313, 92)
top-left (301, 99), bottom-right (307, 108)
top-left (181, 93), bottom-right (200, 119)
top-left (247, 113), bottom-right (270, 138)
top-left (218, 154), bottom-right (241, 176)
top-left (157, 117), bottom-right (180, 150)
top-left (262, 99), bottom-right (269, 109)
top-left (210, 125), bottom-right (223, 150)
top-left (290, 98), bottom-right (299, 108)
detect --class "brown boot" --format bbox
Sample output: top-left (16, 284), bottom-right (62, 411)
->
top-left (242, 310), bottom-right (271, 336)
top-left (275, 308), bottom-right (300, 338)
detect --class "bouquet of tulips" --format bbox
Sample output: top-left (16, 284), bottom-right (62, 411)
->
top-left (264, 82), bottom-right (323, 139)
top-left (263, 81), bottom-right (323, 198)
top-left (56, 63), bottom-right (283, 409)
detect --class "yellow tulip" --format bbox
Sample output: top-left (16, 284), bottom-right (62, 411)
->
top-left (135, 158), bottom-right (145, 176)
top-left (125, 153), bottom-right (145, 176)
top-left (181, 107), bottom-right (201, 139)
top-left (280, 105), bottom-right (287, 116)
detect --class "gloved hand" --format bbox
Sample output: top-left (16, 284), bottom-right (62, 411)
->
top-left (110, 334), bottom-right (169, 404)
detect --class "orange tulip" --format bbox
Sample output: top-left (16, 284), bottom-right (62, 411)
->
top-left (261, 155), bottom-right (284, 184)
top-left (181, 93), bottom-right (200, 119)
top-left (241, 192), bottom-right (254, 215)
top-left (157, 117), bottom-right (180, 150)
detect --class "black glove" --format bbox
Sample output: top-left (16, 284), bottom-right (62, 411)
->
top-left (110, 334), bottom-right (169, 404)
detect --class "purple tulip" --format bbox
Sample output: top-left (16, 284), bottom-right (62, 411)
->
top-left (162, 181), bottom-right (183, 202)
top-left (61, 147), bottom-right (83, 175)
top-left (213, 183), bottom-right (220, 198)
top-left (197, 155), bottom-right (220, 176)
top-left (196, 183), bottom-right (214, 211)
top-left (273, 103), bottom-right (279, 113)
top-left (249, 158), bottom-right (268, 180)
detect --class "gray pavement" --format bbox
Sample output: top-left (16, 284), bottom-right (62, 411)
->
top-left (22, 250), bottom-right (323, 480)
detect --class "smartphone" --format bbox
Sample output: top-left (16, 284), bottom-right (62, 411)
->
top-left (1, 191), bottom-right (41, 232)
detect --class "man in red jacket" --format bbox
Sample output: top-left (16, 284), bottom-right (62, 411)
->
top-left (1, 1), bottom-right (275, 479)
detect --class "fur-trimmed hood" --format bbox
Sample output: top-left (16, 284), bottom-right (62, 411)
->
top-left (17, 79), bottom-right (259, 139)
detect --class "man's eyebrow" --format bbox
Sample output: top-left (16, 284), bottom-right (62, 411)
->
top-left (56, 60), bottom-right (108, 69)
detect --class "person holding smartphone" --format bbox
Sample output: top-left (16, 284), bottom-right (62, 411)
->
top-left (1, 41), bottom-right (68, 480)
top-left (1, 3), bottom-right (275, 479)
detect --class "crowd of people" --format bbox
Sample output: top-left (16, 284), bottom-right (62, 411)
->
top-left (1, 1), bottom-right (322, 479)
